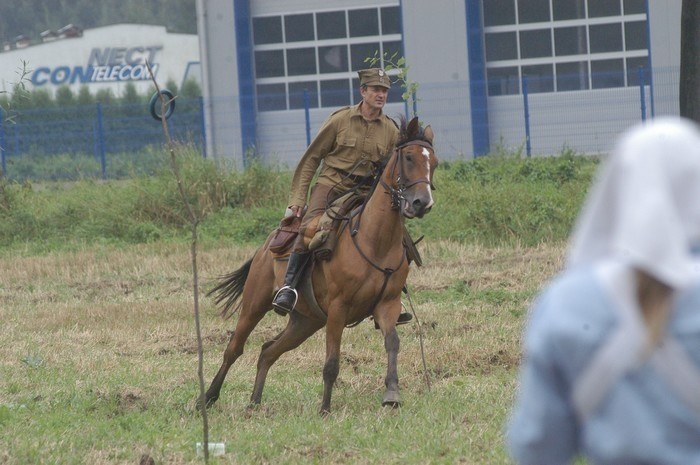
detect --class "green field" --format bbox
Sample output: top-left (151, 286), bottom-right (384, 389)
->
top-left (0, 150), bottom-right (597, 464)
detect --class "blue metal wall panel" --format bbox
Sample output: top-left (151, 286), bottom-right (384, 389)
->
top-left (234, 0), bottom-right (256, 163)
top-left (465, 0), bottom-right (490, 156)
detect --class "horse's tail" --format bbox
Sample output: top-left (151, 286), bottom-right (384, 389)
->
top-left (207, 256), bottom-right (254, 319)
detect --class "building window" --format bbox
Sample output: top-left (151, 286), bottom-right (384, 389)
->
top-left (253, 16), bottom-right (282, 45)
top-left (381, 6), bottom-right (401, 34)
top-left (624, 21), bottom-right (648, 50)
top-left (522, 64), bottom-right (554, 93)
top-left (256, 83), bottom-right (286, 111)
top-left (624, 0), bottom-right (646, 14)
top-left (552, 0), bottom-right (586, 20)
top-left (591, 59), bottom-right (625, 89)
top-left (626, 56), bottom-right (650, 85)
top-left (485, 32), bottom-right (518, 61)
top-left (483, 0), bottom-right (649, 96)
top-left (487, 67), bottom-right (520, 96)
top-left (483, 0), bottom-right (515, 26)
top-left (318, 45), bottom-right (348, 73)
top-left (289, 81), bottom-right (318, 109)
top-left (253, 5), bottom-right (403, 111)
top-left (284, 14), bottom-right (315, 42)
top-left (286, 48), bottom-right (317, 76)
top-left (321, 79), bottom-right (351, 107)
top-left (556, 61), bottom-right (589, 91)
top-left (255, 50), bottom-right (284, 78)
top-left (589, 24), bottom-right (623, 53)
top-left (588, 0), bottom-right (621, 18)
top-left (519, 30), bottom-right (553, 59)
top-left (554, 26), bottom-right (588, 56)
top-left (349, 8), bottom-right (379, 37)
top-left (317, 11), bottom-right (346, 39)
top-left (517, 0), bottom-right (550, 24)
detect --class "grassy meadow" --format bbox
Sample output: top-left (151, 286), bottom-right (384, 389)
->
top-left (0, 149), bottom-right (597, 464)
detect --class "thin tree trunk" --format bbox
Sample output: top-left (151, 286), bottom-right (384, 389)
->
top-left (680, 0), bottom-right (700, 122)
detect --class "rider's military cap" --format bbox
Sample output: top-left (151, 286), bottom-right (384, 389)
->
top-left (358, 68), bottom-right (391, 89)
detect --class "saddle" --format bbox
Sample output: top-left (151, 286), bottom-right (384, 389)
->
top-left (268, 193), bottom-right (424, 266)
top-left (268, 193), bottom-right (363, 259)
top-left (268, 214), bottom-right (302, 256)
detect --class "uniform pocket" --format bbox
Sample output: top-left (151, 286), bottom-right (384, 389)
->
top-left (337, 136), bottom-right (356, 148)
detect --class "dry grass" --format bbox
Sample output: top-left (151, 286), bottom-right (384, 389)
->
top-left (0, 239), bottom-right (566, 464)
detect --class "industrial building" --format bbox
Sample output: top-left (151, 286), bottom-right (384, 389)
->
top-left (196, 0), bottom-right (682, 167)
top-left (1, 1), bottom-right (684, 167)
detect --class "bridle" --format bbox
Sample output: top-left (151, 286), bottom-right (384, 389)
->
top-left (343, 140), bottom-right (435, 326)
top-left (380, 140), bottom-right (435, 211)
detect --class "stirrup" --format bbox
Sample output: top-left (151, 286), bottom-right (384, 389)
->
top-left (272, 285), bottom-right (298, 315)
top-left (373, 310), bottom-right (413, 329)
top-left (397, 312), bottom-right (413, 325)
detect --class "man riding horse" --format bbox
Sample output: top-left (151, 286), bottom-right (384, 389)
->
top-left (272, 67), bottom-right (412, 326)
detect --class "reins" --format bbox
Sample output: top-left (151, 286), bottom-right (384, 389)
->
top-left (343, 141), bottom-right (432, 326)
top-left (403, 283), bottom-right (432, 392)
top-left (379, 141), bottom-right (434, 211)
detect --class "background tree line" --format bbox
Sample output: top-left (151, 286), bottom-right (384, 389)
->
top-left (0, 0), bottom-right (196, 46)
top-left (0, 78), bottom-right (201, 111)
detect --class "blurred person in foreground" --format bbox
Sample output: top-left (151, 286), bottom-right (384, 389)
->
top-left (507, 117), bottom-right (700, 464)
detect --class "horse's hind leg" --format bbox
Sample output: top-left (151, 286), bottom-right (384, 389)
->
top-left (249, 312), bottom-right (324, 406)
top-left (202, 308), bottom-right (266, 408)
top-left (203, 248), bottom-right (277, 409)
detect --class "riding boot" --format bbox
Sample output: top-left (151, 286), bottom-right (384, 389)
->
top-left (272, 251), bottom-right (311, 315)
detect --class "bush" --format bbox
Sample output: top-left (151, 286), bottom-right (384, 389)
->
top-left (410, 151), bottom-right (599, 246)
top-left (0, 148), bottom-right (599, 252)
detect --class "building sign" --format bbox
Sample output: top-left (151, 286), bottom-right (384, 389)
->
top-left (31, 46), bottom-right (162, 86)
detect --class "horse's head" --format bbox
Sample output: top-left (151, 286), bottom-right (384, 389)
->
top-left (383, 116), bottom-right (438, 219)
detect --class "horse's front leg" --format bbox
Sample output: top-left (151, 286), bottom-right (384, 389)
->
top-left (320, 312), bottom-right (345, 415)
top-left (381, 327), bottom-right (401, 407)
top-left (374, 303), bottom-right (402, 407)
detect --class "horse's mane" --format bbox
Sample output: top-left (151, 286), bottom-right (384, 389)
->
top-left (396, 115), bottom-right (431, 147)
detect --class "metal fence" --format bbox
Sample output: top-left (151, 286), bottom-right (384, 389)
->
top-left (0, 67), bottom-right (683, 180)
top-left (0, 97), bottom-right (205, 179)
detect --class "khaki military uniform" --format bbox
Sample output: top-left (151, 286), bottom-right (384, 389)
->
top-left (272, 68), bottom-right (405, 314)
top-left (288, 102), bottom-right (399, 208)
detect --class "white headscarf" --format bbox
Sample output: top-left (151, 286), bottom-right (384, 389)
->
top-left (567, 117), bottom-right (700, 289)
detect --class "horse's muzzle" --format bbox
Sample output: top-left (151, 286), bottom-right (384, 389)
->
top-left (403, 195), bottom-right (433, 219)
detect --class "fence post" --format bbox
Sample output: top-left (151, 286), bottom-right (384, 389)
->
top-left (96, 103), bottom-right (106, 179)
top-left (638, 67), bottom-right (647, 122)
top-left (522, 75), bottom-right (531, 157)
top-left (0, 108), bottom-right (5, 177)
top-left (199, 96), bottom-right (207, 158)
top-left (303, 89), bottom-right (311, 146)
top-left (13, 123), bottom-right (19, 155)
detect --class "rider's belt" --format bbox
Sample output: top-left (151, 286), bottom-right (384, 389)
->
top-left (337, 169), bottom-right (372, 185)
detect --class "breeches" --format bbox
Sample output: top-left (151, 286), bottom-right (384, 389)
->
top-left (293, 183), bottom-right (341, 252)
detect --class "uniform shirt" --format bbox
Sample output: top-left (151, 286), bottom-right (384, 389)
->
top-left (288, 102), bottom-right (399, 208)
top-left (507, 262), bottom-right (700, 465)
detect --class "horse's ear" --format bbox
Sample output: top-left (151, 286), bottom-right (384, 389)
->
top-left (407, 117), bottom-right (420, 139)
top-left (423, 125), bottom-right (434, 144)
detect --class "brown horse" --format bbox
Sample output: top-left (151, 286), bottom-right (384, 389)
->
top-left (204, 116), bottom-right (438, 414)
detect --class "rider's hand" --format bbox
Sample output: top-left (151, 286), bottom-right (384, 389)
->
top-left (285, 205), bottom-right (303, 218)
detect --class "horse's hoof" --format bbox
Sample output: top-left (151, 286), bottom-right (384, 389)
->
top-left (382, 390), bottom-right (401, 407)
top-left (196, 395), bottom-right (216, 411)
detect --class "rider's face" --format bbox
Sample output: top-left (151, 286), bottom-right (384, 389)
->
top-left (361, 85), bottom-right (389, 112)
